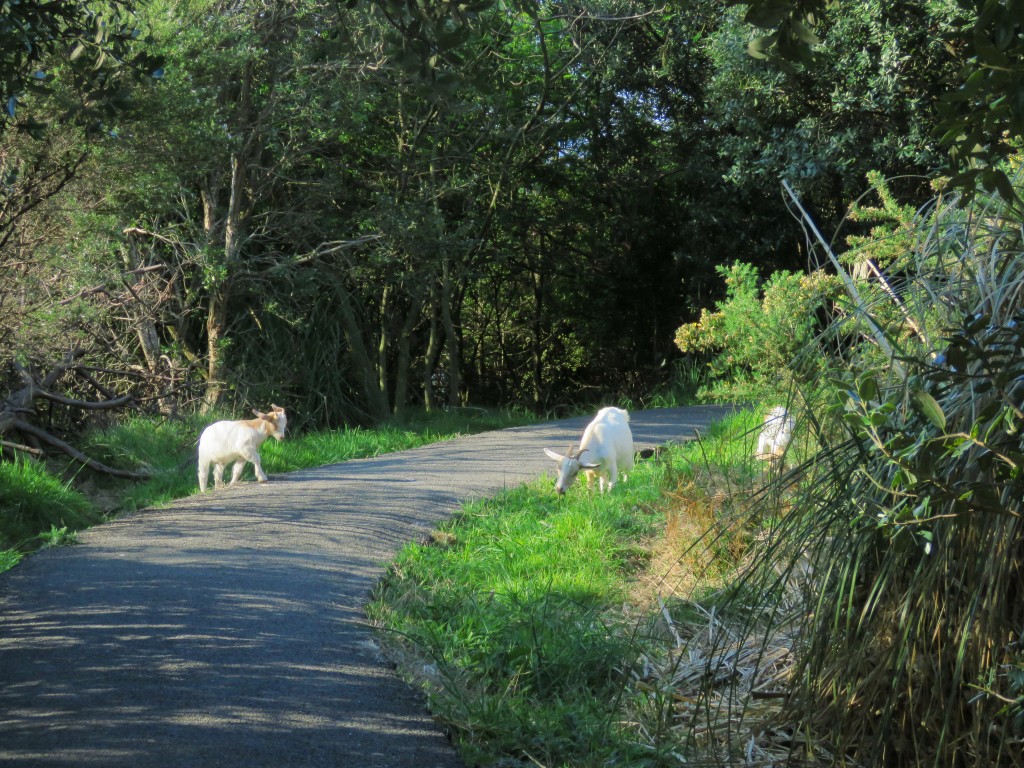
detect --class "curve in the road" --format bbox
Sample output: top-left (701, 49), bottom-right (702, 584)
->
top-left (0, 405), bottom-right (732, 768)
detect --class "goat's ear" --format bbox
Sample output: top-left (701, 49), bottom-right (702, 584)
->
top-left (544, 448), bottom-right (565, 462)
top-left (254, 409), bottom-right (268, 419)
top-left (271, 404), bottom-right (283, 413)
top-left (580, 460), bottom-right (601, 469)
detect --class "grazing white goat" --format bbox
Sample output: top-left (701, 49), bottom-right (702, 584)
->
top-left (198, 405), bottom-right (287, 492)
top-left (544, 406), bottom-right (634, 494)
top-left (755, 406), bottom-right (794, 464)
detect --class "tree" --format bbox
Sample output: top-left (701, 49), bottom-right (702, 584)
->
top-left (705, 1), bottom-right (959, 221)
top-left (0, 0), bottom-right (162, 136)
top-left (723, 0), bottom-right (1024, 199)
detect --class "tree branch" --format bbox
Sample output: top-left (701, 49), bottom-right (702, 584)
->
top-left (35, 390), bottom-right (136, 410)
top-left (11, 418), bottom-right (151, 480)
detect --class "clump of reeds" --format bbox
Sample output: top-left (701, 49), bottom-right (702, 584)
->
top-left (653, 180), bottom-right (1024, 766)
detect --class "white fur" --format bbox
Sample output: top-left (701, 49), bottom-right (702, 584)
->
top-left (755, 406), bottom-right (794, 462)
top-left (544, 406), bottom-right (634, 494)
top-left (198, 405), bottom-right (287, 492)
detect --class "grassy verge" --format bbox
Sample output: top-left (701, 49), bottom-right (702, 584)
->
top-left (368, 410), bottom-right (763, 767)
top-left (0, 458), bottom-right (101, 571)
top-left (0, 407), bottom-right (534, 572)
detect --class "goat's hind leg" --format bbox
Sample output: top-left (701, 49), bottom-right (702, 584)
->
top-left (230, 460), bottom-right (247, 485)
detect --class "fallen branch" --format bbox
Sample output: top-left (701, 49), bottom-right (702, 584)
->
top-left (0, 439), bottom-right (44, 456)
top-left (35, 391), bottom-right (136, 410)
top-left (2, 351), bottom-right (150, 480)
top-left (11, 418), bottom-right (151, 480)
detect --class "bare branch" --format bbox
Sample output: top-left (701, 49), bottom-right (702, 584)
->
top-left (59, 265), bottom-right (167, 306)
top-left (11, 418), bottom-right (151, 480)
top-left (1, 439), bottom-right (44, 456)
top-left (41, 348), bottom-right (86, 390)
top-left (35, 390), bottom-right (135, 410)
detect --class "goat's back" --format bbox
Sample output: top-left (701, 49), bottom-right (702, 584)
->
top-left (580, 407), bottom-right (634, 465)
top-left (198, 420), bottom-right (264, 462)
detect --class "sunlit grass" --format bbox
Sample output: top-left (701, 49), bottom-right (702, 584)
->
top-left (0, 457), bottom-right (100, 558)
top-left (367, 416), bottom-right (758, 767)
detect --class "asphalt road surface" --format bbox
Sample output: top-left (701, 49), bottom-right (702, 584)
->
top-left (0, 405), bottom-right (732, 768)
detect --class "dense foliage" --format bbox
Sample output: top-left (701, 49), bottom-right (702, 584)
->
top-left (730, 0), bottom-right (1024, 199)
top-left (672, 175), bottom-right (1024, 765)
top-left (0, 0), bottom-right (986, 437)
top-left (674, 261), bottom-right (840, 402)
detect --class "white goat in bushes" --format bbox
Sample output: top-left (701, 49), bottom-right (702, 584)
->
top-left (544, 406), bottom-right (634, 494)
top-left (198, 405), bottom-right (287, 492)
top-left (755, 406), bottom-right (794, 465)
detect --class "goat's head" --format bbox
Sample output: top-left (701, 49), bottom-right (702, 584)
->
top-left (544, 444), bottom-right (600, 495)
top-left (254, 404), bottom-right (288, 441)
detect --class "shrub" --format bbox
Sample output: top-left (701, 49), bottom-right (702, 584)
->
top-left (675, 262), bottom-right (841, 403)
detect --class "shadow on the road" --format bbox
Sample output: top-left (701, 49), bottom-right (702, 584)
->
top-left (0, 549), bottom-right (452, 767)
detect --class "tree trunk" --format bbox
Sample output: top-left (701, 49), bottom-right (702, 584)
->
top-left (377, 285), bottom-right (390, 403)
top-left (334, 284), bottom-right (390, 422)
top-left (392, 295), bottom-right (422, 415)
top-left (423, 278), bottom-right (442, 412)
top-left (440, 259), bottom-right (461, 407)
top-left (203, 48), bottom-right (254, 411)
top-left (203, 286), bottom-right (228, 412)
top-left (531, 257), bottom-right (544, 411)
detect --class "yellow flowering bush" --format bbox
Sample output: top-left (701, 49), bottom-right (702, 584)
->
top-left (674, 262), bottom-right (841, 401)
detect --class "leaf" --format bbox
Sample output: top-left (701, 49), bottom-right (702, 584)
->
top-left (858, 374), bottom-right (879, 403)
top-left (912, 390), bottom-right (947, 431)
top-left (993, 170), bottom-right (1018, 202)
top-left (790, 19), bottom-right (820, 46)
top-left (69, 42), bottom-right (85, 61)
top-left (747, 33), bottom-right (777, 60)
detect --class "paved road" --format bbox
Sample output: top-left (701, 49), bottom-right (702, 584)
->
top-left (0, 406), bottom-right (731, 767)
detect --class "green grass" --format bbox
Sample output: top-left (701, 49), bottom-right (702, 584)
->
top-left (366, 407), bottom-right (780, 767)
top-left (367, 438), bottom-right (722, 767)
top-left (0, 457), bottom-right (101, 562)
top-left (261, 422), bottom-right (469, 474)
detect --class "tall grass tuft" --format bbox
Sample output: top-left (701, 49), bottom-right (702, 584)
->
top-left (0, 458), bottom-right (100, 552)
top-left (692, 182), bottom-right (1024, 765)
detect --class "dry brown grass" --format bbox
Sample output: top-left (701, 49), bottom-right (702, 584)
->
top-left (620, 467), bottom-right (850, 767)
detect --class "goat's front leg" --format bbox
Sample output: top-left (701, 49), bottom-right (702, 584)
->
top-left (246, 451), bottom-right (269, 483)
top-left (603, 461), bottom-right (618, 493)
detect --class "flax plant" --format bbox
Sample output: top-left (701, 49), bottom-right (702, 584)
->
top-left (691, 183), bottom-right (1024, 766)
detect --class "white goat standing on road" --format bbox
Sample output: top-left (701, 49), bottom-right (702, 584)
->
top-left (198, 405), bottom-right (287, 492)
top-left (544, 406), bottom-right (634, 494)
top-left (755, 406), bottom-right (794, 464)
